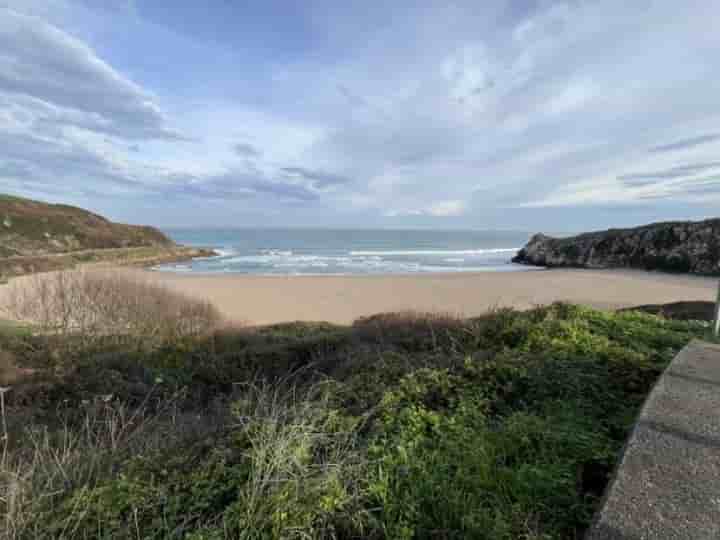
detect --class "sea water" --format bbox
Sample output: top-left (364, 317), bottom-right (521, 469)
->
top-left (155, 228), bottom-right (536, 275)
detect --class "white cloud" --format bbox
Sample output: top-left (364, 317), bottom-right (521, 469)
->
top-left (442, 44), bottom-right (495, 106)
top-left (0, 7), bottom-right (340, 207)
top-left (0, 8), bottom-right (183, 141)
top-left (543, 78), bottom-right (595, 116)
top-left (427, 199), bottom-right (467, 217)
top-left (387, 199), bottom-right (467, 218)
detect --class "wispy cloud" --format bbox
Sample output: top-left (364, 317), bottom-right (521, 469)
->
top-left (233, 143), bottom-right (262, 158)
top-left (649, 134), bottom-right (720, 153)
top-left (0, 8), bottom-right (185, 141)
top-left (387, 200), bottom-right (467, 218)
top-left (618, 162), bottom-right (720, 186)
top-left (166, 170), bottom-right (321, 202)
top-left (280, 167), bottom-right (351, 189)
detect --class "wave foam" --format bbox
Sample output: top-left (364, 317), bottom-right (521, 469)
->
top-left (213, 248), bottom-right (238, 258)
top-left (154, 244), bottom-right (528, 275)
top-left (349, 248), bottom-right (519, 256)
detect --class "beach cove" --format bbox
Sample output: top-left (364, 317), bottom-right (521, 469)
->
top-left (136, 267), bottom-right (717, 325)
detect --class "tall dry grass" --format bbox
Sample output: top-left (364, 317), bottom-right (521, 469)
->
top-left (0, 380), bottom-right (366, 539)
top-left (4, 270), bottom-right (221, 344)
top-left (229, 380), bottom-right (367, 538)
top-left (0, 388), bottom-right (206, 540)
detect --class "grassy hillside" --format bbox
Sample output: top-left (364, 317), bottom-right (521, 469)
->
top-left (0, 194), bottom-right (173, 257)
top-left (0, 194), bottom-right (214, 280)
top-left (1, 283), bottom-right (713, 538)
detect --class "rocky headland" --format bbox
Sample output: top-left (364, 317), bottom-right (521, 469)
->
top-left (513, 218), bottom-right (720, 276)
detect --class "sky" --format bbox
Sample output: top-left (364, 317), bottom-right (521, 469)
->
top-left (0, 0), bottom-right (718, 231)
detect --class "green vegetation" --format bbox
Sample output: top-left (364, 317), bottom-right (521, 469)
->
top-left (0, 193), bottom-right (173, 257)
top-left (0, 193), bottom-right (215, 279)
top-left (0, 244), bottom-right (212, 280)
top-left (0, 319), bottom-right (29, 338)
top-left (0, 299), bottom-right (712, 539)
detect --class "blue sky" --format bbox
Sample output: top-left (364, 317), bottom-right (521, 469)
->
top-left (0, 0), bottom-right (719, 231)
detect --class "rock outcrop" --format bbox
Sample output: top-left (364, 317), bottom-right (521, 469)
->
top-left (513, 219), bottom-right (720, 275)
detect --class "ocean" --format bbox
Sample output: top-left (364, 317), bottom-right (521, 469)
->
top-left (156, 228), bottom-right (536, 275)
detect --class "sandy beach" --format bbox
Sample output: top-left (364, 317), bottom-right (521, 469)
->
top-left (108, 268), bottom-right (718, 326)
top-left (2, 267), bottom-right (715, 326)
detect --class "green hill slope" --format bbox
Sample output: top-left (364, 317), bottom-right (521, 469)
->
top-left (0, 194), bottom-right (213, 280)
top-left (0, 194), bottom-right (174, 257)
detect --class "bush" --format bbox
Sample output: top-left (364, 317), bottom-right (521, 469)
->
top-left (353, 311), bottom-right (464, 351)
top-left (365, 366), bottom-right (609, 539)
top-left (4, 270), bottom-right (222, 345)
top-left (0, 388), bottom-right (213, 540)
top-left (2, 382), bottom-right (368, 540)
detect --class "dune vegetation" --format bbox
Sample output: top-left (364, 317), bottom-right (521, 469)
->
top-left (0, 271), bottom-right (713, 539)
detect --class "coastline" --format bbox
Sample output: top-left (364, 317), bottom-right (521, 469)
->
top-left (0, 245), bottom-right (216, 281)
top-left (131, 267), bottom-right (717, 325)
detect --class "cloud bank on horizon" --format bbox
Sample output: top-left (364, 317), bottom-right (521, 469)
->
top-left (0, 0), bottom-right (718, 230)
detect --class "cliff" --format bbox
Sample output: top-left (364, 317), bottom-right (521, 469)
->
top-left (0, 194), bottom-right (174, 257)
top-left (513, 218), bottom-right (720, 275)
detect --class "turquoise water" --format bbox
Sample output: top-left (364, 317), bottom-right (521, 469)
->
top-left (156, 228), bottom-right (536, 275)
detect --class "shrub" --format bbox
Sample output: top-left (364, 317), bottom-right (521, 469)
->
top-left (2, 381), bottom-right (368, 540)
top-left (0, 389), bottom-right (208, 540)
top-left (220, 381), bottom-right (368, 538)
top-left (4, 270), bottom-right (222, 345)
top-left (353, 310), bottom-right (464, 351)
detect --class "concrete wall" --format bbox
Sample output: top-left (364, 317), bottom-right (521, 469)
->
top-left (587, 340), bottom-right (720, 539)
